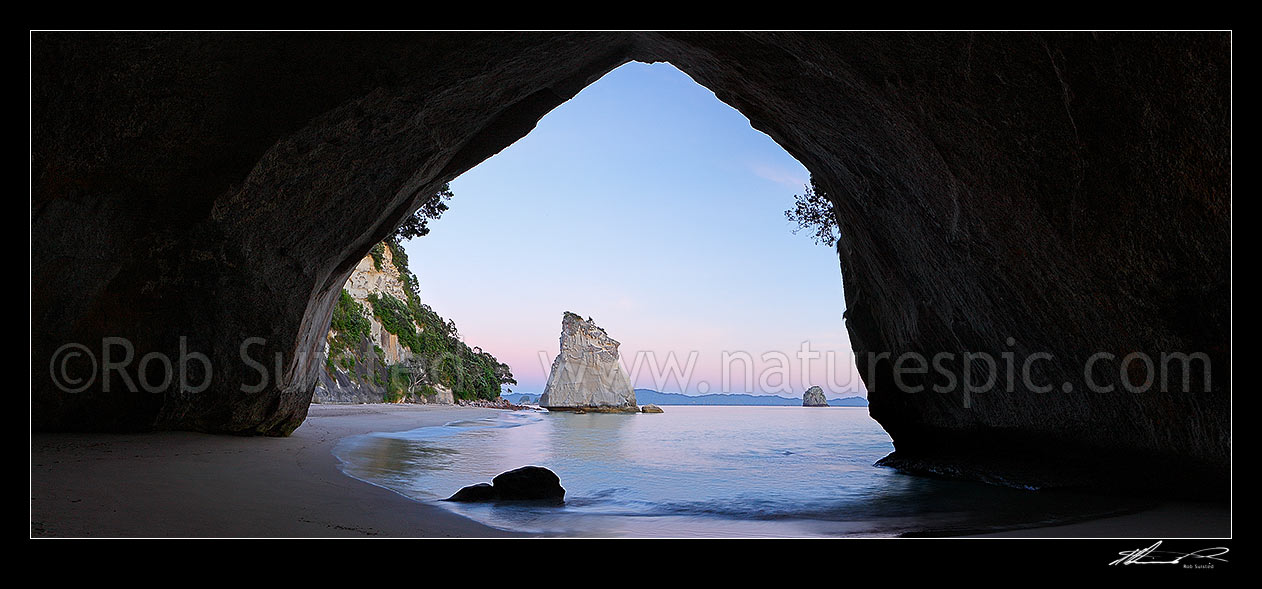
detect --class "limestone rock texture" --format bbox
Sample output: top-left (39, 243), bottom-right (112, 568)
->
top-left (343, 246), bottom-right (415, 366)
top-left (802, 387), bottom-right (829, 407)
top-left (313, 345), bottom-right (387, 404)
top-left (312, 244), bottom-right (444, 404)
top-left (32, 33), bottom-right (1228, 495)
top-left (539, 313), bottom-right (638, 413)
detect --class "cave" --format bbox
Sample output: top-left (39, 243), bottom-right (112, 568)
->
top-left (31, 32), bottom-right (1230, 495)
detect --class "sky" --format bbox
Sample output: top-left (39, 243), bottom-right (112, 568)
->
top-left (400, 62), bottom-right (864, 399)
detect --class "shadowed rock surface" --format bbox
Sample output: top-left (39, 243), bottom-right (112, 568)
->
top-left (32, 32), bottom-right (1229, 496)
top-left (445, 483), bottom-right (498, 502)
top-left (446, 466), bottom-right (565, 503)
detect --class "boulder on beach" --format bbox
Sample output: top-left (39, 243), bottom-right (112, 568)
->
top-left (640, 404), bottom-right (664, 413)
top-left (539, 312), bottom-right (639, 413)
top-left (445, 482), bottom-right (498, 502)
top-left (445, 466), bottom-right (565, 504)
top-left (803, 386), bottom-right (829, 407)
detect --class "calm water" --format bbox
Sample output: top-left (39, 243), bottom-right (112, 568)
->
top-left (332, 406), bottom-right (1141, 537)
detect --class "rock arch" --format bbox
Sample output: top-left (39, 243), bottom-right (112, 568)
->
top-left (32, 32), bottom-right (1229, 493)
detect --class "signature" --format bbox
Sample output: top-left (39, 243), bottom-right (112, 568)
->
top-left (1110, 541), bottom-right (1230, 566)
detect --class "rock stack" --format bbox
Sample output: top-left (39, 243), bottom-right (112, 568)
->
top-left (539, 312), bottom-right (639, 413)
top-left (803, 386), bottom-right (829, 407)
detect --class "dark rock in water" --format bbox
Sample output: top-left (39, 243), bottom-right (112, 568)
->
top-left (445, 466), bottom-right (565, 503)
top-left (640, 404), bottom-right (664, 413)
top-left (492, 466), bottom-right (565, 501)
top-left (446, 482), bottom-right (498, 502)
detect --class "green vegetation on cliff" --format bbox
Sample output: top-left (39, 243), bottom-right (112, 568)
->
top-left (369, 242), bottom-right (386, 271)
top-left (364, 247), bottom-right (516, 401)
top-left (323, 235), bottom-right (515, 402)
top-left (327, 289), bottom-right (372, 372)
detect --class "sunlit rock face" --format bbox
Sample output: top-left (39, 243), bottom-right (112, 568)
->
top-left (32, 33), bottom-right (1228, 495)
top-left (343, 245), bottom-right (414, 366)
top-left (539, 313), bottom-right (638, 413)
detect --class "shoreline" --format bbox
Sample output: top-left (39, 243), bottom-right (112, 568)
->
top-left (31, 403), bottom-right (1228, 538)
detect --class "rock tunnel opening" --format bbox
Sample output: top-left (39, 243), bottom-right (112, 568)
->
top-left (345, 60), bottom-right (864, 409)
top-left (32, 33), bottom-right (1230, 496)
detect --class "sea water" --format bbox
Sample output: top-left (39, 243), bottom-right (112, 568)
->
top-left (332, 406), bottom-right (1141, 537)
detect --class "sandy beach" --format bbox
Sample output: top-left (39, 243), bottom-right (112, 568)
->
top-left (31, 404), bottom-right (520, 537)
top-left (31, 403), bottom-right (1228, 538)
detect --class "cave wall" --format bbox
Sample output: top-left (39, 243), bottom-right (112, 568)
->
top-left (32, 32), bottom-right (1229, 493)
top-left (644, 33), bottom-right (1230, 493)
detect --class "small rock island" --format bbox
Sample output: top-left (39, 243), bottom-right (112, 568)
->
top-left (446, 466), bottom-right (565, 504)
top-left (802, 386), bottom-right (829, 407)
top-left (539, 312), bottom-right (639, 413)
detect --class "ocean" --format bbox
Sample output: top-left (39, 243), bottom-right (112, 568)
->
top-left (332, 406), bottom-right (1142, 537)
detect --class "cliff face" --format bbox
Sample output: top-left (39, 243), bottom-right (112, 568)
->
top-left (340, 244), bottom-right (413, 365)
top-left (315, 242), bottom-right (455, 404)
top-left (540, 313), bottom-right (638, 412)
top-left (32, 33), bottom-right (1227, 495)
